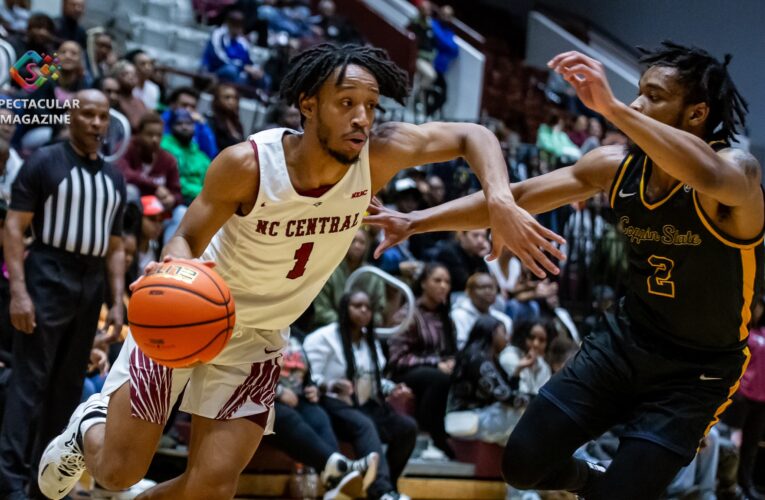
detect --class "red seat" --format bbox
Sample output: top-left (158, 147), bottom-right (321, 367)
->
top-left (447, 438), bottom-right (505, 479)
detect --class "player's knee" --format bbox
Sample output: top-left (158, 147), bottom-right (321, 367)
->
top-left (502, 434), bottom-right (542, 489)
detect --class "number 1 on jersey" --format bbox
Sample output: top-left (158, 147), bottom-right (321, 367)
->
top-left (287, 242), bottom-right (314, 279)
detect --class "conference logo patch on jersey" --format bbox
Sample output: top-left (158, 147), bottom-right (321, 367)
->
top-left (152, 264), bottom-right (199, 284)
top-left (351, 190), bottom-right (368, 199)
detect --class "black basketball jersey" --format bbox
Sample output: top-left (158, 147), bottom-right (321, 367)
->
top-left (609, 142), bottom-right (764, 350)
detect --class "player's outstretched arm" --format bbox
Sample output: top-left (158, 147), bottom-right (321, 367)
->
top-left (548, 51), bottom-right (761, 208)
top-left (163, 143), bottom-right (259, 260)
top-left (369, 121), bottom-right (565, 277)
top-left (366, 145), bottom-right (622, 260)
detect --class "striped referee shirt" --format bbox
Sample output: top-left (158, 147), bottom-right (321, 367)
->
top-left (10, 142), bottom-right (126, 257)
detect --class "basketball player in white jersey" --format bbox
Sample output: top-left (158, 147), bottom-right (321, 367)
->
top-left (39, 44), bottom-right (565, 500)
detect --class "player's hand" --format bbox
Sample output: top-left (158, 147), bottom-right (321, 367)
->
top-left (364, 198), bottom-right (415, 259)
top-left (486, 194), bottom-right (566, 278)
top-left (130, 257), bottom-right (216, 291)
top-left (279, 387), bottom-right (299, 407)
top-left (388, 383), bottom-right (413, 400)
top-left (303, 385), bottom-right (320, 403)
top-left (9, 289), bottom-right (35, 334)
top-left (330, 379), bottom-right (354, 397)
top-left (104, 303), bottom-right (124, 343)
top-left (547, 51), bottom-right (619, 117)
top-left (438, 359), bottom-right (455, 375)
top-left (88, 348), bottom-right (110, 376)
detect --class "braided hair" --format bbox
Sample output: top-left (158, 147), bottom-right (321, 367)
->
top-left (279, 43), bottom-right (410, 123)
top-left (638, 40), bottom-right (748, 143)
top-left (337, 290), bottom-right (385, 406)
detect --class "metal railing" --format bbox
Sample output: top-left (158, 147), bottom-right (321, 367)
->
top-left (344, 265), bottom-right (415, 338)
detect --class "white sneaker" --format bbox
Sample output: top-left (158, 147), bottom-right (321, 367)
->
top-left (349, 451), bottom-right (379, 492)
top-left (323, 470), bottom-right (362, 500)
top-left (38, 394), bottom-right (108, 499)
top-left (379, 492), bottom-right (411, 500)
top-left (91, 478), bottom-right (158, 499)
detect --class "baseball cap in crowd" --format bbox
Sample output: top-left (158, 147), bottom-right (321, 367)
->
top-left (141, 195), bottom-right (164, 216)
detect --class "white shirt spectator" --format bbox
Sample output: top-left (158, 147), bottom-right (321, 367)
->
top-left (450, 296), bottom-right (512, 349)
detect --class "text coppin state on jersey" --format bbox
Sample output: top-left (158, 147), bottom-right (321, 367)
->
top-left (254, 213), bottom-right (362, 237)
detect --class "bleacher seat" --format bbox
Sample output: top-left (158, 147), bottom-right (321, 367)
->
top-left (447, 438), bottom-right (504, 479)
top-left (173, 28), bottom-right (210, 60)
top-left (139, 21), bottom-right (176, 52)
top-left (144, 0), bottom-right (176, 24)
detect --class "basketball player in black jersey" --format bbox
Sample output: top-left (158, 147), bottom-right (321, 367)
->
top-left (365, 41), bottom-right (765, 499)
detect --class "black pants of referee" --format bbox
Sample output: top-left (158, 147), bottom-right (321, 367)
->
top-left (0, 246), bottom-right (104, 499)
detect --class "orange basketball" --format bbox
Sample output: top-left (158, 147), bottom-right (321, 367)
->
top-left (128, 259), bottom-right (235, 368)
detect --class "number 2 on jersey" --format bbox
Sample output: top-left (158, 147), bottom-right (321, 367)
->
top-left (647, 254), bottom-right (675, 298)
top-left (287, 242), bottom-right (314, 279)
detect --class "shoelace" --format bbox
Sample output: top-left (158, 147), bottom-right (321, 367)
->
top-left (58, 449), bottom-right (85, 478)
top-left (349, 456), bottom-right (369, 473)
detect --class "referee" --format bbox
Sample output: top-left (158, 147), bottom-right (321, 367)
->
top-left (0, 90), bottom-right (127, 500)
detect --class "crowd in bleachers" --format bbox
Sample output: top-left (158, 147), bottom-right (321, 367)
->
top-left (0, 0), bottom-right (763, 499)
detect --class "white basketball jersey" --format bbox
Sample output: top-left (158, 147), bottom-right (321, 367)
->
top-left (202, 128), bottom-right (372, 329)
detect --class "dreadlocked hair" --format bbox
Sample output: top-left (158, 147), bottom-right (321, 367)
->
top-left (279, 43), bottom-right (410, 122)
top-left (638, 40), bottom-right (748, 143)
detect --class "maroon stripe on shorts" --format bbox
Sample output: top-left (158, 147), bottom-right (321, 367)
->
top-left (129, 347), bottom-right (173, 425)
top-left (215, 357), bottom-right (281, 420)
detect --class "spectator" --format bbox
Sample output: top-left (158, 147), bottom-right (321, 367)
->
top-left (0, 0), bottom-right (29, 34)
top-left (580, 117), bottom-right (604, 155)
top-left (161, 108), bottom-right (210, 205)
top-left (446, 315), bottom-right (518, 444)
top-left (99, 76), bottom-right (120, 109)
top-left (378, 178), bottom-right (424, 280)
top-left (0, 111), bottom-right (22, 207)
top-left (87, 31), bottom-right (116, 83)
top-left (424, 4), bottom-right (458, 115)
top-left (208, 83), bottom-right (244, 151)
top-left (423, 175), bottom-right (445, 207)
top-left (313, 229), bottom-right (386, 330)
top-left (387, 263), bottom-right (457, 458)
top-left (0, 90), bottom-right (126, 499)
top-left (161, 86), bottom-right (218, 160)
top-left (665, 427), bottom-right (721, 500)
top-left (536, 111), bottom-right (581, 165)
top-left (504, 268), bottom-right (542, 323)
top-left (19, 40), bottom-right (90, 148)
top-left (304, 291), bottom-right (417, 500)
top-left (407, 0), bottom-right (437, 100)
top-left (54, 0), bottom-right (86, 50)
top-left (309, 0), bottom-right (360, 45)
top-left (499, 320), bottom-right (554, 396)
top-left (567, 115), bottom-right (589, 147)
top-left (256, 0), bottom-right (313, 39)
top-left (431, 5), bottom-right (458, 77)
top-left (434, 229), bottom-right (490, 293)
top-left (136, 195), bottom-right (165, 272)
top-left (160, 108), bottom-right (211, 246)
top-left (116, 112), bottom-right (182, 213)
top-left (546, 336), bottom-right (577, 374)
top-left (110, 60), bottom-right (148, 132)
top-left (126, 49), bottom-right (160, 111)
top-left (265, 334), bottom-right (380, 499)
top-left (536, 279), bottom-right (579, 342)
top-left (486, 248), bottom-right (522, 301)
top-left (259, 102), bottom-right (303, 132)
top-left (733, 295), bottom-right (765, 500)
top-left (8, 12), bottom-right (55, 60)
top-left (451, 272), bottom-right (512, 349)
top-left (580, 285), bottom-right (615, 339)
top-left (201, 9), bottom-right (270, 89)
